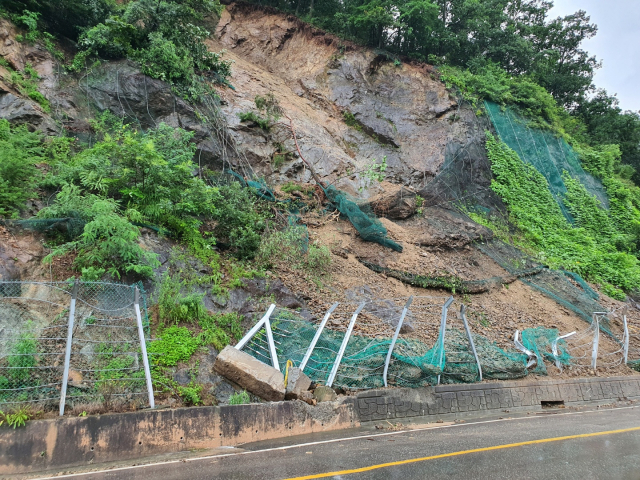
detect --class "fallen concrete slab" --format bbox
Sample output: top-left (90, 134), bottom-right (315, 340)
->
top-left (213, 346), bottom-right (286, 401)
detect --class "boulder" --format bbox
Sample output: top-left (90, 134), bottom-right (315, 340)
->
top-left (213, 346), bottom-right (285, 402)
top-left (285, 367), bottom-right (311, 401)
top-left (313, 385), bottom-right (337, 403)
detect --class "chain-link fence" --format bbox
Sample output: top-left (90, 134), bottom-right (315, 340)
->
top-left (0, 281), bottom-right (153, 414)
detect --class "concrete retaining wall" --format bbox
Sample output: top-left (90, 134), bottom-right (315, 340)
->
top-left (355, 376), bottom-right (640, 422)
top-left (0, 400), bottom-right (356, 475)
top-left (3, 376), bottom-right (640, 475)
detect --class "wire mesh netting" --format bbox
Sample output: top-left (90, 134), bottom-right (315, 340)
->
top-left (241, 298), bottom-right (613, 390)
top-left (0, 281), bottom-right (152, 411)
top-left (485, 101), bottom-right (609, 221)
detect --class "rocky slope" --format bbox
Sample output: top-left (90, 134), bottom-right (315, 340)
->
top-left (1, 3), bottom-right (638, 400)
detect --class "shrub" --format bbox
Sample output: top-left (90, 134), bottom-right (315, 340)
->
top-left (8, 331), bottom-right (37, 382)
top-left (228, 390), bottom-right (250, 405)
top-left (257, 226), bottom-right (331, 274)
top-left (0, 119), bottom-right (43, 217)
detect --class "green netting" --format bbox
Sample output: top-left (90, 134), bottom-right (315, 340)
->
top-left (521, 327), bottom-right (571, 375)
top-left (323, 185), bottom-right (403, 252)
top-left (244, 309), bottom-right (575, 390)
top-left (1, 217), bottom-right (86, 240)
top-left (485, 101), bottom-right (609, 221)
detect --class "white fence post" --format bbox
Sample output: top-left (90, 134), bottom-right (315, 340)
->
top-left (300, 303), bottom-right (339, 373)
top-left (383, 297), bottom-right (413, 387)
top-left (59, 280), bottom-right (78, 416)
top-left (436, 296), bottom-right (454, 385)
top-left (591, 314), bottom-right (601, 370)
top-left (327, 302), bottom-right (365, 388)
top-left (460, 305), bottom-right (482, 382)
top-left (623, 315), bottom-right (629, 364)
top-left (134, 287), bottom-right (155, 409)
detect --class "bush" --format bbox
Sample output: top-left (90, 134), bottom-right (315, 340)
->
top-left (228, 390), bottom-right (250, 405)
top-left (257, 226), bottom-right (331, 274)
top-left (41, 186), bottom-right (160, 279)
top-left (8, 331), bottom-right (37, 382)
top-left (0, 119), bottom-right (43, 217)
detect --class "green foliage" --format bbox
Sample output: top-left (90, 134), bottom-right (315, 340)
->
top-left (69, 0), bottom-right (231, 98)
top-left (343, 110), bottom-right (361, 131)
top-left (211, 182), bottom-right (270, 260)
top-left (5, 62), bottom-right (50, 112)
top-left (4, 407), bottom-right (31, 428)
top-left (177, 382), bottom-right (202, 406)
top-left (0, 119), bottom-right (43, 217)
top-left (40, 186), bottom-right (159, 279)
top-left (257, 226), bottom-right (331, 275)
top-left (147, 325), bottom-right (200, 367)
top-left (196, 312), bottom-right (242, 351)
top-left (362, 156), bottom-right (387, 186)
top-left (8, 331), bottom-right (37, 382)
top-left (13, 10), bottom-right (63, 59)
top-left (485, 132), bottom-right (640, 294)
top-left (228, 390), bottom-right (250, 405)
top-left (239, 94), bottom-right (282, 132)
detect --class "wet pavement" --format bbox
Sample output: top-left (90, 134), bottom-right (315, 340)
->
top-left (27, 405), bottom-right (640, 480)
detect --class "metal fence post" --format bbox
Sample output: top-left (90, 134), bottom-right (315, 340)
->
top-left (236, 304), bottom-right (276, 351)
top-left (623, 315), bottom-right (629, 364)
top-left (436, 296), bottom-right (454, 385)
top-left (591, 314), bottom-right (600, 370)
top-left (383, 297), bottom-right (413, 387)
top-left (264, 315), bottom-right (280, 372)
top-left (460, 305), bottom-right (482, 382)
top-left (327, 302), bottom-right (365, 388)
top-left (134, 287), bottom-right (155, 409)
top-left (551, 331), bottom-right (576, 372)
top-left (300, 303), bottom-right (339, 373)
top-left (59, 280), bottom-right (78, 416)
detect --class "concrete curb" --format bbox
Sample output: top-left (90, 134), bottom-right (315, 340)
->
top-left (355, 375), bottom-right (640, 422)
top-left (0, 400), bottom-right (355, 475)
top-left (2, 375), bottom-right (640, 475)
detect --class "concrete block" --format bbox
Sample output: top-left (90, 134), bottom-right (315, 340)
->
top-left (213, 346), bottom-right (285, 401)
top-left (285, 367), bottom-right (312, 400)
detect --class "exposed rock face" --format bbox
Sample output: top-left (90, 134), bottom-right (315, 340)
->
top-left (313, 385), bottom-right (337, 403)
top-left (213, 346), bottom-right (286, 402)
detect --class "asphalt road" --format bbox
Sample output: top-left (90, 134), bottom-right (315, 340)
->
top-left (34, 406), bottom-right (640, 480)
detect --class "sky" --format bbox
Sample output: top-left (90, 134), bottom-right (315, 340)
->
top-left (548, 0), bottom-right (640, 112)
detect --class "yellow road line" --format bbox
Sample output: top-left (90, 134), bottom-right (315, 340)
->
top-left (285, 425), bottom-right (640, 480)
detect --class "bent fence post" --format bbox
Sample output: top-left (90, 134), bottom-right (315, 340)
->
top-left (623, 315), bottom-right (629, 364)
top-left (514, 330), bottom-right (537, 369)
top-left (236, 304), bottom-right (277, 351)
top-left (551, 331), bottom-right (576, 372)
top-left (134, 287), bottom-right (155, 409)
top-left (383, 297), bottom-right (413, 387)
top-left (327, 302), bottom-right (366, 388)
top-left (59, 280), bottom-right (78, 416)
top-left (460, 304), bottom-right (482, 382)
top-left (436, 296), bottom-right (454, 385)
top-left (300, 302), bottom-right (339, 373)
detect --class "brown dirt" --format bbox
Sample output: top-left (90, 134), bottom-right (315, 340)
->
top-left (271, 212), bottom-right (640, 380)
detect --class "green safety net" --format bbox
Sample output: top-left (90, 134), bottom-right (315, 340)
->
top-left (521, 327), bottom-right (571, 375)
top-left (485, 101), bottom-right (609, 221)
top-left (323, 185), bottom-right (403, 252)
top-left (244, 309), bottom-right (572, 389)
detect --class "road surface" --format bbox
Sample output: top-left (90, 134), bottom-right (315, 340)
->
top-left (33, 405), bottom-right (640, 480)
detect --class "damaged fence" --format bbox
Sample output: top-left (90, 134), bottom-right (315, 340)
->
top-left (0, 280), bottom-right (154, 413)
top-left (240, 296), bottom-right (637, 390)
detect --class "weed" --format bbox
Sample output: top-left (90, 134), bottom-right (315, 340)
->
top-left (228, 390), bottom-right (251, 405)
top-left (343, 111), bottom-right (362, 131)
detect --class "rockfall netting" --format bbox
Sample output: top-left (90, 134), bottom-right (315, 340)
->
top-left (0, 281), bottom-right (153, 411)
top-left (242, 299), bottom-right (592, 389)
top-left (485, 101), bottom-right (609, 221)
